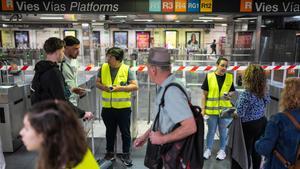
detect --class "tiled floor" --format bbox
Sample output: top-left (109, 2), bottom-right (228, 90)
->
top-left (4, 119), bottom-right (231, 169)
top-left (4, 139), bottom-right (230, 169)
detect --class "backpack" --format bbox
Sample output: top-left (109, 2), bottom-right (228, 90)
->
top-left (160, 83), bottom-right (204, 169)
top-left (273, 112), bottom-right (300, 169)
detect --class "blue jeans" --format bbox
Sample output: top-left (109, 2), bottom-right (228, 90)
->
top-left (206, 115), bottom-right (232, 151)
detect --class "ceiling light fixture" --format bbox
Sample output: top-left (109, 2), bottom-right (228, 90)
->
top-left (134, 19), bottom-right (153, 22)
top-left (193, 19), bottom-right (213, 22)
top-left (92, 22), bottom-right (104, 26)
top-left (292, 16), bottom-right (300, 19)
top-left (199, 16), bottom-right (223, 20)
top-left (40, 16), bottom-right (64, 20)
top-left (236, 17), bottom-right (257, 20)
top-left (113, 15), bottom-right (128, 18)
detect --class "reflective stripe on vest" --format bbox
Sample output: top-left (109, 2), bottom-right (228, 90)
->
top-left (205, 72), bottom-right (233, 115)
top-left (101, 63), bottom-right (131, 108)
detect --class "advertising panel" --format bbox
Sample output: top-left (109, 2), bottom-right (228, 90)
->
top-left (113, 31), bottom-right (128, 49)
top-left (136, 31), bottom-right (150, 49)
top-left (14, 31), bottom-right (29, 48)
top-left (165, 30), bottom-right (177, 49)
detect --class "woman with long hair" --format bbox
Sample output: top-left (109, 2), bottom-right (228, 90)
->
top-left (19, 100), bottom-right (99, 169)
top-left (188, 33), bottom-right (198, 45)
top-left (256, 78), bottom-right (300, 169)
top-left (232, 64), bottom-right (271, 169)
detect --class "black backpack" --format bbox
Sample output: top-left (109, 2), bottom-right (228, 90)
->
top-left (160, 83), bottom-right (204, 169)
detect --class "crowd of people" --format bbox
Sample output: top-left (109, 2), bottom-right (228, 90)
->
top-left (0, 36), bottom-right (299, 169)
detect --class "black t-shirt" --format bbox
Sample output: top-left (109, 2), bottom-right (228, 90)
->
top-left (201, 73), bottom-right (235, 92)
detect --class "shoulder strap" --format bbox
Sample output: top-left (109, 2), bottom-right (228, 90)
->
top-left (60, 60), bottom-right (64, 72)
top-left (284, 112), bottom-right (300, 130)
top-left (273, 112), bottom-right (300, 167)
top-left (284, 112), bottom-right (300, 160)
top-left (160, 82), bottom-right (189, 108)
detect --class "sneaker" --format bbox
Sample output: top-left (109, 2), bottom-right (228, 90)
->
top-left (120, 153), bottom-right (133, 167)
top-left (104, 152), bottom-right (115, 161)
top-left (203, 149), bottom-right (211, 160)
top-left (216, 150), bottom-right (226, 160)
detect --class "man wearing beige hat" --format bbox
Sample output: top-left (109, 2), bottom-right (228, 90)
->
top-left (133, 47), bottom-right (197, 167)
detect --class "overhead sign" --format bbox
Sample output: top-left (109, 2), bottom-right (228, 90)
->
top-left (187, 0), bottom-right (200, 12)
top-left (240, 0), bottom-right (300, 13)
top-left (240, 0), bottom-right (253, 12)
top-left (200, 0), bottom-right (212, 12)
top-left (175, 0), bottom-right (186, 12)
top-left (1, 0), bottom-right (300, 14)
top-left (0, 0), bottom-right (148, 13)
top-left (149, 0), bottom-right (161, 12)
top-left (162, 0), bottom-right (174, 12)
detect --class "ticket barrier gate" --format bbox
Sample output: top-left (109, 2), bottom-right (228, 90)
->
top-left (0, 85), bottom-right (26, 152)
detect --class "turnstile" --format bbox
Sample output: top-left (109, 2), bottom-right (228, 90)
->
top-left (0, 85), bottom-right (27, 152)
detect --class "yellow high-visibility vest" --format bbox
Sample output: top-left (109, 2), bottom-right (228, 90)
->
top-left (205, 72), bottom-right (233, 115)
top-left (73, 149), bottom-right (99, 169)
top-left (101, 63), bottom-right (131, 108)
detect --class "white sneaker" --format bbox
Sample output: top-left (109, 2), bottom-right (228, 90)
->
top-left (216, 150), bottom-right (226, 160)
top-left (203, 149), bottom-right (211, 160)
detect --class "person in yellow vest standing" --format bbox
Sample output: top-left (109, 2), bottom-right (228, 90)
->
top-left (96, 47), bottom-right (138, 167)
top-left (201, 57), bottom-right (235, 161)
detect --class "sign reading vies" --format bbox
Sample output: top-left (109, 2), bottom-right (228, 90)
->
top-left (0, 0), bottom-right (145, 13)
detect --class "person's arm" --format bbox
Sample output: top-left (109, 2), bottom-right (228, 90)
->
top-left (47, 71), bottom-right (86, 118)
top-left (149, 117), bottom-right (196, 145)
top-left (110, 68), bottom-right (138, 92)
top-left (112, 80), bottom-right (138, 92)
top-left (149, 86), bottom-right (196, 145)
top-left (201, 90), bottom-right (208, 115)
top-left (201, 75), bottom-right (209, 115)
top-left (96, 77), bottom-right (110, 92)
top-left (133, 128), bottom-right (151, 148)
top-left (255, 116), bottom-right (279, 156)
top-left (236, 92), bottom-right (249, 117)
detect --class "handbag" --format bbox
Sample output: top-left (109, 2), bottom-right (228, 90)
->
top-left (273, 112), bottom-right (300, 169)
top-left (144, 96), bottom-right (164, 169)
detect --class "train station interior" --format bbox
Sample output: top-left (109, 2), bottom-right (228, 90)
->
top-left (0, 0), bottom-right (299, 168)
